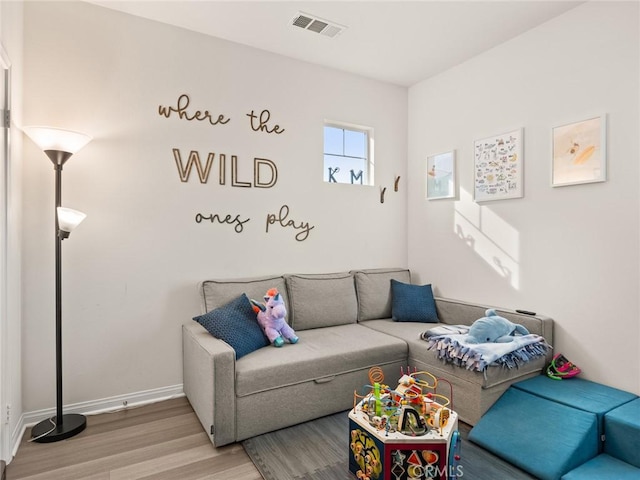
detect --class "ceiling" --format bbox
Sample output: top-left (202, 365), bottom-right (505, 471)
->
top-left (88, 1), bottom-right (583, 87)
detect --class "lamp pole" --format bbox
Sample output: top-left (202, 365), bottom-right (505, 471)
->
top-left (24, 127), bottom-right (90, 443)
top-left (54, 158), bottom-right (65, 431)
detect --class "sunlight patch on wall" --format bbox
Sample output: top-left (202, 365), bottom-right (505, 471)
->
top-left (453, 188), bottom-right (520, 289)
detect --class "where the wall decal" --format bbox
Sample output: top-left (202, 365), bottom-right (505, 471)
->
top-left (158, 94), bottom-right (231, 126)
top-left (246, 109), bottom-right (285, 135)
top-left (158, 94), bottom-right (287, 136)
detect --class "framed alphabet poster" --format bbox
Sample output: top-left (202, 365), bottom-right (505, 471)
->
top-left (426, 150), bottom-right (456, 200)
top-left (552, 115), bottom-right (606, 187)
top-left (473, 128), bottom-right (523, 202)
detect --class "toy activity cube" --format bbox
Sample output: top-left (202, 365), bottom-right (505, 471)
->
top-left (348, 368), bottom-right (461, 480)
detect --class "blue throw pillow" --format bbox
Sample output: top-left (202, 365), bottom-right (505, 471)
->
top-left (193, 293), bottom-right (269, 359)
top-left (391, 279), bottom-right (439, 323)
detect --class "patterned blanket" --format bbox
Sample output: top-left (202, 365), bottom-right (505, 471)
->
top-left (421, 324), bottom-right (551, 372)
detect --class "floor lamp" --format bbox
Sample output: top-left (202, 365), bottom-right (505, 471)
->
top-left (24, 126), bottom-right (91, 443)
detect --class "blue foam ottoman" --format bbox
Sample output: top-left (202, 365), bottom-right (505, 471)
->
top-left (561, 454), bottom-right (640, 479)
top-left (468, 388), bottom-right (598, 480)
top-left (604, 398), bottom-right (640, 468)
top-left (513, 375), bottom-right (637, 450)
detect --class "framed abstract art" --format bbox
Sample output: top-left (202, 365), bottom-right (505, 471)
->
top-left (552, 115), bottom-right (606, 187)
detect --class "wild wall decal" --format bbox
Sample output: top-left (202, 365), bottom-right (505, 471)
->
top-left (172, 151), bottom-right (278, 187)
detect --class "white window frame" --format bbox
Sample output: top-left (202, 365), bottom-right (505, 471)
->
top-left (323, 120), bottom-right (374, 186)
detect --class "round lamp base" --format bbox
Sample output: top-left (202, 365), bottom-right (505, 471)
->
top-left (31, 413), bottom-right (87, 443)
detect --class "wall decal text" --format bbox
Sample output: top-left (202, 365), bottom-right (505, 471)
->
top-left (158, 94), bottom-right (230, 126)
top-left (157, 94), bottom-right (312, 241)
top-left (194, 204), bottom-right (315, 242)
top-left (246, 109), bottom-right (285, 135)
top-left (195, 213), bottom-right (250, 233)
top-left (266, 204), bottom-right (315, 242)
top-left (173, 149), bottom-right (278, 187)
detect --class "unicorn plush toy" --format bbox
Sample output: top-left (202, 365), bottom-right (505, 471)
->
top-left (251, 288), bottom-right (299, 347)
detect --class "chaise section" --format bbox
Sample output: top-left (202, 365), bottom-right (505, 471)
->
top-left (360, 318), bottom-right (545, 424)
top-left (360, 296), bottom-right (553, 424)
top-left (435, 297), bottom-right (554, 342)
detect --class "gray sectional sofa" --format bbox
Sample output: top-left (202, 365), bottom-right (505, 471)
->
top-left (182, 268), bottom-right (553, 447)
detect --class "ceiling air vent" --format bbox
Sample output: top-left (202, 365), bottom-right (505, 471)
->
top-left (291, 12), bottom-right (346, 38)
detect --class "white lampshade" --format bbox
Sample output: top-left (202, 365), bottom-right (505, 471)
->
top-left (24, 126), bottom-right (92, 154)
top-left (57, 207), bottom-right (87, 233)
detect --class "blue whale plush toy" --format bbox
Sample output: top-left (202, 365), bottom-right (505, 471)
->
top-left (467, 309), bottom-right (529, 344)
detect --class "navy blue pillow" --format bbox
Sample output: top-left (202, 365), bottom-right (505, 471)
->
top-left (193, 293), bottom-right (269, 359)
top-left (391, 279), bottom-right (439, 323)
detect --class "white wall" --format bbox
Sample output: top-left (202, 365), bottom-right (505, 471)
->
top-left (22, 1), bottom-right (407, 412)
top-left (408, 1), bottom-right (639, 394)
top-left (20, 0), bottom-right (639, 432)
top-left (0, 0), bottom-right (23, 461)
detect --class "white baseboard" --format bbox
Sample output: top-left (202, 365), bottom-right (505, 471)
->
top-left (11, 384), bottom-right (184, 460)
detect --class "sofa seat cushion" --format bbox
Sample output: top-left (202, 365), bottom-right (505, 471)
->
top-left (361, 319), bottom-right (545, 389)
top-left (235, 323), bottom-right (407, 397)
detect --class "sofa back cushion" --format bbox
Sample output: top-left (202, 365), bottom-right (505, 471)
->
top-left (199, 275), bottom-right (288, 314)
top-left (285, 272), bottom-right (358, 330)
top-left (353, 268), bottom-right (411, 321)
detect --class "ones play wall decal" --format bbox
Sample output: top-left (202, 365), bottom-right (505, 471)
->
top-left (158, 93), bottom-right (315, 241)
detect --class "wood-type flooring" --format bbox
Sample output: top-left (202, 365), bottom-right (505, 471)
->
top-left (7, 396), bottom-right (261, 480)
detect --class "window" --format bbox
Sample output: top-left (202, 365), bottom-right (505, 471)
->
top-left (323, 122), bottom-right (373, 185)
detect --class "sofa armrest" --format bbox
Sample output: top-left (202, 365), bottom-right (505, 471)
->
top-left (182, 322), bottom-right (236, 446)
top-left (434, 297), bottom-right (554, 354)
